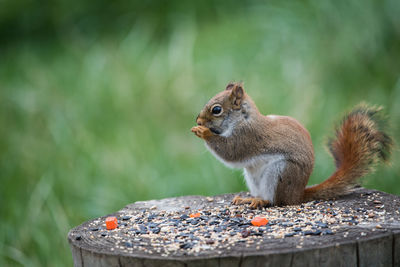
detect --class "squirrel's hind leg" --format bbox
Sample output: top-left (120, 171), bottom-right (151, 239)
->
top-left (249, 198), bottom-right (271, 209)
top-left (232, 195), bottom-right (252, 205)
top-left (232, 196), bottom-right (270, 209)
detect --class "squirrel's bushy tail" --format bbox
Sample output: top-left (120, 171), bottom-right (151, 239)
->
top-left (303, 103), bottom-right (393, 202)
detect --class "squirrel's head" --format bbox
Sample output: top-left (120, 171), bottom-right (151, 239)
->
top-left (196, 82), bottom-right (258, 137)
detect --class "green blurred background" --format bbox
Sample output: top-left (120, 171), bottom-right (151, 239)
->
top-left (0, 0), bottom-right (399, 265)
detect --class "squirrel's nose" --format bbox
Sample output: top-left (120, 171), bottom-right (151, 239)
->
top-left (196, 116), bottom-right (204, 126)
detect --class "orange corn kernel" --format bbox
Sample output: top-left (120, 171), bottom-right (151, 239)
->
top-left (189, 213), bottom-right (201, 218)
top-left (251, 217), bottom-right (268, 226)
top-left (106, 216), bottom-right (118, 230)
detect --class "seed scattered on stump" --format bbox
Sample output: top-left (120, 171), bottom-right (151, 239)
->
top-left (73, 191), bottom-right (396, 257)
top-left (106, 216), bottom-right (118, 230)
top-left (251, 217), bottom-right (268, 226)
top-left (241, 230), bottom-right (251, 238)
top-left (122, 216), bottom-right (132, 221)
top-left (205, 239), bottom-right (215, 245)
top-left (189, 213), bottom-right (201, 218)
top-left (180, 243), bottom-right (192, 249)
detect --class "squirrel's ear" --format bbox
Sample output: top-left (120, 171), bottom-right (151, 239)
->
top-left (229, 83), bottom-right (244, 109)
top-left (226, 82), bottom-right (235, 90)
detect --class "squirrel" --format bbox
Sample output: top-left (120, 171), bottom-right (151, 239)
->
top-left (191, 82), bottom-right (393, 208)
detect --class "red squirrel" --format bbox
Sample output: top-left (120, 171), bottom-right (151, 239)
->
top-left (191, 82), bottom-right (393, 208)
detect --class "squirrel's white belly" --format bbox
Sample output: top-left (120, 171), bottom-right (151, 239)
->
top-left (243, 155), bottom-right (286, 203)
top-left (205, 142), bottom-right (286, 203)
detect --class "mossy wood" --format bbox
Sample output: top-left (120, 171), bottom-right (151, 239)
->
top-left (68, 188), bottom-right (400, 267)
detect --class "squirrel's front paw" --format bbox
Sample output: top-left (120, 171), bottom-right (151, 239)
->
top-left (191, 125), bottom-right (212, 140)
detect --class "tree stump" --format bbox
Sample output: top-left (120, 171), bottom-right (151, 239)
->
top-left (68, 188), bottom-right (400, 267)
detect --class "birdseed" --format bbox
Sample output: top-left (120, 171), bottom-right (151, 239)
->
top-left (71, 190), bottom-right (399, 257)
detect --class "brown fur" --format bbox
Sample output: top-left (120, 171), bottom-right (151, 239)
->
top-left (303, 104), bottom-right (393, 201)
top-left (192, 83), bottom-right (392, 207)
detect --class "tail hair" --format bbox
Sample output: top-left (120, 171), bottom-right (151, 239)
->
top-left (303, 103), bottom-right (393, 201)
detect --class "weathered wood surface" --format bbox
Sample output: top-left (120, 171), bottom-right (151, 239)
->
top-left (68, 188), bottom-right (400, 267)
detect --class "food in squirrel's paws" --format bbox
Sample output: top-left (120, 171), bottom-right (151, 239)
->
top-left (192, 82), bottom-right (392, 207)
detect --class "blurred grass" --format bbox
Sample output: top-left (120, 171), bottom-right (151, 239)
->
top-left (1, 0), bottom-right (399, 266)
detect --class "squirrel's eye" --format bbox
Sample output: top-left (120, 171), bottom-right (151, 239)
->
top-left (211, 105), bottom-right (223, 116)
